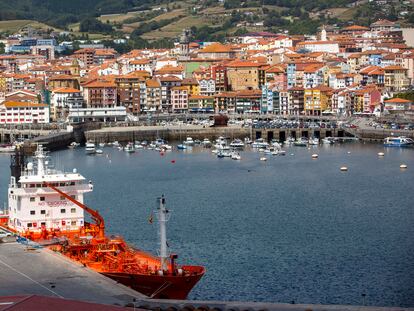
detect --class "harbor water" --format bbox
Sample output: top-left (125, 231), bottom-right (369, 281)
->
top-left (0, 142), bottom-right (413, 307)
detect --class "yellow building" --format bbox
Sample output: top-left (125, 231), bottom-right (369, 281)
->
top-left (181, 78), bottom-right (200, 96)
top-left (304, 86), bottom-right (333, 116)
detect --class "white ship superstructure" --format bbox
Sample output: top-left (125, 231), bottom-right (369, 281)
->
top-left (8, 145), bottom-right (93, 236)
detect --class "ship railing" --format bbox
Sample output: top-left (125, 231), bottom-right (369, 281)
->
top-left (14, 184), bottom-right (92, 195)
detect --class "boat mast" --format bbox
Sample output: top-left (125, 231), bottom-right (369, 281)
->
top-left (157, 195), bottom-right (170, 271)
top-left (35, 145), bottom-right (46, 176)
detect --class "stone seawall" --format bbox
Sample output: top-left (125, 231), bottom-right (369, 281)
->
top-left (85, 126), bottom-right (252, 143)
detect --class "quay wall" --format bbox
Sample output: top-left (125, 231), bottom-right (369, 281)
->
top-left (85, 126), bottom-right (350, 143)
top-left (85, 126), bottom-right (252, 143)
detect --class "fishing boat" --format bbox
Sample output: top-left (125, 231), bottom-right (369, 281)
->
top-left (2, 146), bottom-right (205, 299)
top-left (85, 142), bottom-right (96, 154)
top-left (383, 136), bottom-right (414, 147)
top-left (284, 137), bottom-right (295, 146)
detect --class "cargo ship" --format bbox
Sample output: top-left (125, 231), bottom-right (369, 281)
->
top-left (2, 145), bottom-right (205, 299)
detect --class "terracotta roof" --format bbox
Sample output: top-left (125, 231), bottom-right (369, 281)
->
top-left (383, 65), bottom-right (407, 70)
top-left (146, 79), bottom-right (160, 88)
top-left (3, 101), bottom-right (48, 108)
top-left (226, 60), bottom-right (261, 68)
top-left (130, 59), bottom-right (151, 65)
top-left (199, 43), bottom-right (233, 53)
top-left (83, 81), bottom-right (116, 88)
top-left (342, 25), bottom-right (370, 31)
top-left (171, 86), bottom-right (188, 91)
top-left (384, 98), bottom-right (412, 103)
top-left (52, 87), bottom-right (81, 93)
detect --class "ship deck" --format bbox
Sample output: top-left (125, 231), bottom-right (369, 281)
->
top-left (0, 241), bottom-right (147, 306)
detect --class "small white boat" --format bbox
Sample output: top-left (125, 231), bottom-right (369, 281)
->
top-left (202, 138), bottom-right (212, 147)
top-left (271, 150), bottom-right (279, 156)
top-left (252, 138), bottom-right (269, 149)
top-left (231, 152), bottom-right (241, 160)
top-left (96, 149), bottom-right (103, 154)
top-left (194, 139), bottom-right (201, 145)
top-left (67, 142), bottom-right (79, 149)
top-left (308, 137), bottom-right (319, 145)
top-left (244, 137), bottom-right (252, 145)
top-left (271, 140), bottom-right (282, 150)
top-left (278, 150), bottom-right (286, 156)
top-left (135, 144), bottom-right (144, 149)
top-left (85, 142), bottom-right (96, 154)
top-left (260, 157), bottom-right (267, 161)
top-left (124, 143), bottom-right (135, 153)
top-left (230, 139), bottom-right (245, 148)
top-left (112, 141), bottom-right (120, 147)
top-left (322, 137), bottom-right (335, 144)
top-left (177, 144), bottom-right (187, 150)
top-left (284, 137), bottom-right (295, 145)
top-left (184, 137), bottom-right (194, 145)
top-left (294, 137), bottom-right (308, 147)
top-left (99, 143), bottom-right (105, 148)
top-left (0, 144), bottom-right (16, 153)
top-left (162, 144), bottom-right (172, 151)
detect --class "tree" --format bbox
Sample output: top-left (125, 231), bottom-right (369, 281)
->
top-left (0, 42), bottom-right (5, 54)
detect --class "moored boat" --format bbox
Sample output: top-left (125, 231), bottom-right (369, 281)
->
top-left (85, 142), bottom-right (96, 154)
top-left (383, 136), bottom-right (414, 147)
top-left (0, 144), bottom-right (16, 153)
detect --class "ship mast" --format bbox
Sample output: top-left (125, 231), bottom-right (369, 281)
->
top-left (157, 195), bottom-right (170, 271)
top-left (35, 145), bottom-right (47, 176)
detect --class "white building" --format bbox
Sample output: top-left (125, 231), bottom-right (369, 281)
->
top-left (0, 101), bottom-right (49, 124)
top-left (296, 41), bottom-right (340, 54)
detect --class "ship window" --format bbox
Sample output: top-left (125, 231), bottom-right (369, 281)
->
top-left (60, 183), bottom-right (65, 186)
top-left (30, 184), bottom-right (35, 188)
top-left (70, 182), bottom-right (75, 186)
top-left (60, 196), bottom-right (65, 200)
top-left (30, 210), bottom-right (35, 215)
top-left (61, 209), bottom-right (66, 213)
top-left (27, 223), bottom-right (32, 228)
top-left (30, 197), bottom-right (35, 202)
top-left (71, 208), bottom-right (76, 213)
top-left (41, 210), bottom-right (46, 215)
top-left (71, 221), bottom-right (76, 226)
top-left (71, 195), bottom-right (76, 200)
top-left (40, 197), bottom-right (45, 201)
top-left (36, 184), bottom-right (41, 188)
top-left (41, 222), bottom-right (46, 226)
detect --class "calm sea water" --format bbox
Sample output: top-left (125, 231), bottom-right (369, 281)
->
top-left (0, 143), bottom-right (413, 307)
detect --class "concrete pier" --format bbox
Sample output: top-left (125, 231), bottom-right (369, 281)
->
top-left (0, 242), bottom-right (146, 306)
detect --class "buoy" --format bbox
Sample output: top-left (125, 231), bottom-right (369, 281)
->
top-left (340, 166), bottom-right (348, 171)
top-left (290, 153), bottom-right (294, 156)
top-left (400, 164), bottom-right (407, 169)
top-left (377, 152), bottom-right (385, 157)
top-left (312, 154), bottom-right (318, 159)
top-left (171, 160), bottom-right (176, 164)
top-left (307, 147), bottom-right (311, 150)
top-left (347, 151), bottom-right (351, 154)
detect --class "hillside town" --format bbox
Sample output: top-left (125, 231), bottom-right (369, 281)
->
top-left (0, 19), bottom-right (413, 125)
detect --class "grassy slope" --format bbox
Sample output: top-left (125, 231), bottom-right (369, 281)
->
top-left (0, 20), bottom-right (61, 33)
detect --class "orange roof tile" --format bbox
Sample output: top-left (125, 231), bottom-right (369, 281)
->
top-left (384, 98), bottom-right (412, 103)
top-left (3, 101), bottom-right (48, 108)
top-left (199, 43), bottom-right (233, 53)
